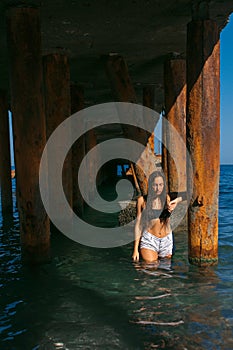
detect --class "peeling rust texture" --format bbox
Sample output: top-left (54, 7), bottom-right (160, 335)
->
top-left (164, 58), bottom-right (186, 193)
top-left (186, 19), bottom-right (220, 266)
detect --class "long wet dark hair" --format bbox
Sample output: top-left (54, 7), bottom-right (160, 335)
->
top-left (142, 170), bottom-right (171, 228)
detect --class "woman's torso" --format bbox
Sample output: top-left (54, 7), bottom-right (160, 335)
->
top-left (143, 198), bottom-right (171, 238)
top-left (146, 217), bottom-right (171, 238)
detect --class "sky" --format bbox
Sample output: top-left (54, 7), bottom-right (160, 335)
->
top-left (220, 13), bottom-right (233, 164)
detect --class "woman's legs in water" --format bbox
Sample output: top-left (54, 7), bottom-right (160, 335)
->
top-left (140, 248), bottom-right (158, 263)
top-left (140, 248), bottom-right (172, 262)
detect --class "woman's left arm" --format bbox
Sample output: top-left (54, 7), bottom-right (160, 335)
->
top-left (167, 191), bottom-right (187, 211)
top-left (167, 196), bottom-right (182, 212)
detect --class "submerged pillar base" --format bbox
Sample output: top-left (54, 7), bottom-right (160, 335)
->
top-left (21, 243), bottom-right (51, 264)
top-left (188, 256), bottom-right (218, 267)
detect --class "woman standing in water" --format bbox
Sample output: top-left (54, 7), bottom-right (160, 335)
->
top-left (132, 170), bottom-right (185, 263)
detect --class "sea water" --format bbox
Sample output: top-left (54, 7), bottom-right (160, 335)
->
top-left (0, 165), bottom-right (232, 349)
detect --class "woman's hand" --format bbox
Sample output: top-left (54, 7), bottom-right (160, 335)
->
top-left (132, 250), bottom-right (140, 261)
top-left (168, 197), bottom-right (181, 212)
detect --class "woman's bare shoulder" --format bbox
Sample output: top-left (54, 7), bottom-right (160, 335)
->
top-left (137, 196), bottom-right (145, 205)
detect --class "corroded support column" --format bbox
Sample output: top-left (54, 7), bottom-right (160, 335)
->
top-left (105, 54), bottom-right (143, 142)
top-left (7, 7), bottom-right (50, 263)
top-left (43, 53), bottom-right (72, 211)
top-left (164, 58), bottom-right (186, 193)
top-left (70, 84), bottom-right (85, 216)
top-left (85, 126), bottom-right (97, 203)
top-left (161, 108), bottom-right (169, 189)
top-left (186, 18), bottom-right (220, 266)
top-left (105, 54), bottom-right (159, 195)
top-left (0, 90), bottom-right (13, 214)
top-left (142, 84), bottom-right (159, 194)
top-left (105, 54), bottom-right (137, 105)
top-left (143, 85), bottom-right (155, 154)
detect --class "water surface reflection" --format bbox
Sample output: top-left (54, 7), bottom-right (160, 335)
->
top-left (1, 171), bottom-right (233, 349)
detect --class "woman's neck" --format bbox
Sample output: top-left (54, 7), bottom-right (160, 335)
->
top-left (152, 197), bottom-right (162, 209)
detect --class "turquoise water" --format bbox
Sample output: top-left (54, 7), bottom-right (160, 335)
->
top-left (0, 165), bottom-right (233, 349)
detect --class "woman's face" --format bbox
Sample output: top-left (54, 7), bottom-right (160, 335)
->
top-left (152, 176), bottom-right (164, 196)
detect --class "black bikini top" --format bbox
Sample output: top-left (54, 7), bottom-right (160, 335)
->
top-left (145, 207), bottom-right (171, 221)
top-left (146, 208), bottom-right (163, 220)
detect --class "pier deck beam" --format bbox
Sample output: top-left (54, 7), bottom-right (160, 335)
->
top-left (7, 7), bottom-right (50, 263)
top-left (186, 19), bottom-right (220, 266)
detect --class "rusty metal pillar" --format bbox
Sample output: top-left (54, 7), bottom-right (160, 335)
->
top-left (186, 15), bottom-right (220, 266)
top-left (164, 58), bottom-right (186, 193)
top-left (105, 54), bottom-right (137, 105)
top-left (0, 90), bottom-right (13, 214)
top-left (105, 54), bottom-right (159, 195)
top-left (43, 53), bottom-right (72, 212)
top-left (142, 84), bottom-right (159, 194)
top-left (143, 85), bottom-right (155, 154)
top-left (161, 107), bottom-right (169, 190)
top-left (7, 7), bottom-right (50, 263)
top-left (85, 125), bottom-right (97, 203)
top-left (70, 84), bottom-right (85, 216)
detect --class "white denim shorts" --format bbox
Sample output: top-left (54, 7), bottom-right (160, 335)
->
top-left (140, 230), bottom-right (173, 258)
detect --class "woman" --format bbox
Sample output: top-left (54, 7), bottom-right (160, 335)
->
top-left (132, 170), bottom-right (184, 263)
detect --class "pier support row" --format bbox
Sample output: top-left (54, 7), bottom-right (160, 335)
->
top-left (4, 7), bottom-right (220, 267)
top-left (5, 7), bottom-right (98, 263)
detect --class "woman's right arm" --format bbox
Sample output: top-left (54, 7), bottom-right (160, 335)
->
top-left (132, 196), bottom-right (144, 261)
